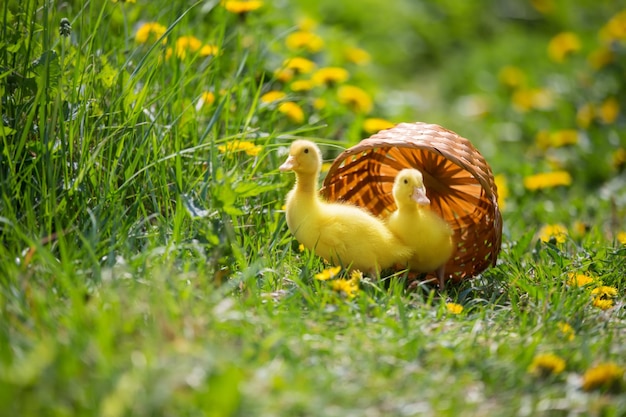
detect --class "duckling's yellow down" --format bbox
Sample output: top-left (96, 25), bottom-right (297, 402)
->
top-left (387, 168), bottom-right (454, 287)
top-left (280, 140), bottom-right (412, 274)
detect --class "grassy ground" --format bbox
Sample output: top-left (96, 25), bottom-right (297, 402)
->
top-left (1, 0), bottom-right (625, 416)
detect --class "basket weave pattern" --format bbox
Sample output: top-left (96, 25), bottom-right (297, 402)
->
top-left (320, 122), bottom-right (502, 282)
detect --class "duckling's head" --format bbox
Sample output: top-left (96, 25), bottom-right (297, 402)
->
top-left (279, 140), bottom-right (322, 176)
top-left (393, 168), bottom-right (431, 206)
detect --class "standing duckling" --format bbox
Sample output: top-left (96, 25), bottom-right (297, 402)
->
top-left (280, 140), bottom-right (413, 274)
top-left (387, 168), bottom-right (454, 288)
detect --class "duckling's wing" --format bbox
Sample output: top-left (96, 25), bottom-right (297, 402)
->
top-left (316, 202), bottom-right (395, 266)
top-left (314, 205), bottom-right (352, 262)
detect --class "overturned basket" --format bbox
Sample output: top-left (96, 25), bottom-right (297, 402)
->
top-left (320, 122), bottom-right (502, 283)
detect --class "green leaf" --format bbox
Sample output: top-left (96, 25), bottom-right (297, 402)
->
top-left (0, 125), bottom-right (15, 137)
top-left (6, 40), bottom-right (22, 53)
top-left (507, 229), bottom-right (535, 259)
top-left (98, 55), bottom-right (118, 89)
top-left (31, 50), bottom-right (61, 91)
top-left (214, 184), bottom-right (244, 216)
top-left (31, 50), bottom-right (58, 70)
top-left (233, 181), bottom-right (280, 198)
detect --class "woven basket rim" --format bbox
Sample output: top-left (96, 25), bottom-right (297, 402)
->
top-left (326, 136), bottom-right (497, 204)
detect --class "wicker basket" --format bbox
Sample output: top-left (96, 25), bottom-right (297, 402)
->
top-left (320, 122), bottom-right (502, 283)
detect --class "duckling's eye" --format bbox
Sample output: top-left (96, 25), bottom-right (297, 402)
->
top-left (403, 179), bottom-right (408, 184)
top-left (304, 148), bottom-right (309, 154)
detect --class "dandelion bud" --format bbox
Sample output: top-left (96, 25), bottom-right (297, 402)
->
top-left (59, 18), bottom-right (71, 37)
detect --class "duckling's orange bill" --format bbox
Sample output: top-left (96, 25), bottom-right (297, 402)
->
top-left (279, 155), bottom-right (296, 171)
top-left (412, 186), bottom-right (430, 206)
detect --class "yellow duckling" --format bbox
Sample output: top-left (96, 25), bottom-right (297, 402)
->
top-left (387, 168), bottom-right (455, 288)
top-left (279, 140), bottom-right (412, 274)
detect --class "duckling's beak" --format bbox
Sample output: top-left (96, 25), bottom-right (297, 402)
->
top-left (412, 186), bottom-right (430, 205)
top-left (279, 155), bottom-right (297, 171)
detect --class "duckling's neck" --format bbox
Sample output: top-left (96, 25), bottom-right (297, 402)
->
top-left (294, 172), bottom-right (320, 197)
top-left (398, 201), bottom-right (422, 214)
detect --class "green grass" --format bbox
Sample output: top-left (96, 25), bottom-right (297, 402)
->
top-left (1, 0), bottom-right (625, 415)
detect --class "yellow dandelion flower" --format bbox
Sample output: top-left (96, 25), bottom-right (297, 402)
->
top-left (600, 10), bottom-right (626, 43)
top-left (588, 47), bottom-right (614, 70)
top-left (550, 130), bottom-right (579, 148)
top-left (592, 298), bottom-right (614, 310)
top-left (548, 32), bottom-right (581, 63)
top-left (612, 148), bottom-right (626, 171)
top-left (260, 91), bottom-right (286, 104)
top-left (217, 140), bottom-right (262, 157)
top-left (592, 286), bottom-right (618, 299)
top-left (576, 103), bottom-right (595, 129)
top-left (524, 171), bottom-right (572, 191)
top-left (572, 221), bottom-right (589, 237)
top-left (349, 270), bottom-right (363, 283)
top-left (591, 286), bottom-right (618, 310)
top-left (330, 278), bottom-right (359, 299)
top-left (283, 57), bottom-right (316, 74)
top-left (528, 88), bottom-right (554, 110)
top-left (285, 31), bottom-right (324, 53)
top-left (177, 35), bottom-right (203, 54)
top-left (278, 102), bottom-right (305, 123)
top-left (135, 22), bottom-right (167, 44)
top-left (222, 0), bottom-right (263, 14)
top-left (535, 129), bottom-right (578, 149)
top-left (539, 224), bottom-right (568, 244)
top-left (337, 85), bottom-right (373, 114)
top-left (618, 231), bottom-right (626, 245)
top-left (567, 273), bottom-right (594, 287)
top-left (498, 65), bottom-right (526, 88)
top-left (599, 97), bottom-right (619, 124)
top-left (274, 57), bottom-right (317, 83)
top-left (199, 91), bottom-right (216, 107)
top-left (315, 266), bottom-right (341, 281)
top-left (173, 36), bottom-right (203, 59)
top-left (528, 353), bottom-right (566, 376)
top-left (557, 322), bottom-right (575, 341)
top-left (512, 88), bottom-right (554, 112)
top-left (446, 303), bottom-right (464, 314)
top-left (344, 46), bottom-right (371, 65)
top-left (290, 80), bottom-right (314, 92)
top-left (200, 44), bottom-right (219, 57)
top-left (298, 243), bottom-right (305, 252)
top-left (312, 67), bottom-right (350, 86)
top-left (494, 174), bottom-right (508, 210)
top-left (582, 363), bottom-right (624, 392)
top-left (363, 118), bottom-right (395, 135)
top-left (274, 68), bottom-right (294, 83)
